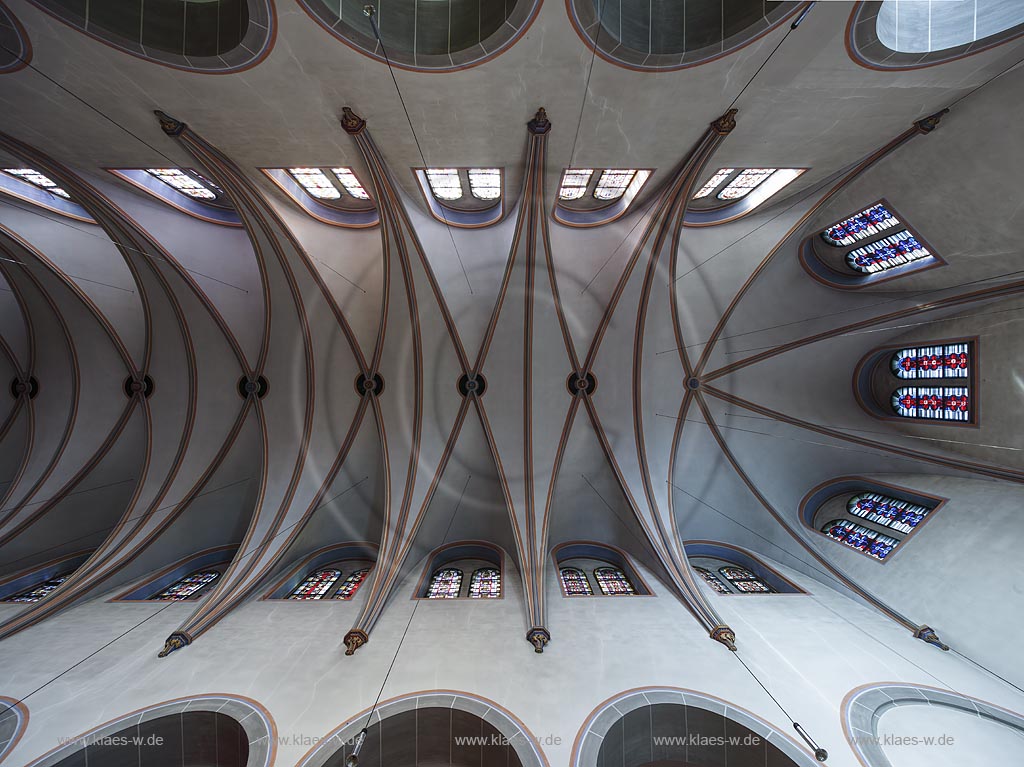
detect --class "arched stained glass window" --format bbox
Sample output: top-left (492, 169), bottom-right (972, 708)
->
top-left (468, 168), bottom-right (501, 201)
top-left (558, 168), bottom-right (593, 200)
top-left (593, 169), bottom-right (637, 201)
top-left (892, 387), bottom-right (970, 421)
top-left (594, 567), bottom-right (636, 596)
top-left (821, 202), bottom-right (899, 247)
top-left (425, 168), bottom-right (463, 201)
top-left (718, 566), bottom-right (773, 593)
top-left (335, 568), bottom-right (370, 600)
top-left (150, 570), bottom-right (220, 601)
top-left (2, 573), bottom-right (71, 602)
top-left (288, 568), bottom-right (341, 600)
top-left (693, 168), bottom-right (734, 199)
top-left (3, 168), bottom-right (71, 199)
top-left (891, 343), bottom-right (970, 379)
top-left (146, 168), bottom-right (220, 201)
top-left (559, 567), bottom-right (594, 596)
top-left (289, 168), bottom-right (341, 200)
top-left (845, 230), bottom-right (930, 274)
top-left (717, 168), bottom-right (775, 200)
top-left (822, 519), bottom-right (898, 561)
top-left (694, 567), bottom-right (731, 595)
top-left (426, 568), bottom-right (463, 599)
top-left (332, 168), bottom-right (370, 200)
top-left (468, 568), bottom-right (502, 599)
top-left (848, 493), bottom-right (930, 535)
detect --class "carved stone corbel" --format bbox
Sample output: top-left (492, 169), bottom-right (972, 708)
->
top-left (154, 110), bottom-right (186, 137)
top-left (710, 624), bottom-right (737, 651)
top-left (341, 107), bottom-right (367, 136)
top-left (526, 627), bottom-right (550, 653)
top-left (914, 625), bottom-right (949, 651)
top-left (344, 628), bottom-right (369, 655)
top-left (157, 631), bottom-right (190, 657)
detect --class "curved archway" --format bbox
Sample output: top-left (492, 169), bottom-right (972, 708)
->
top-left (842, 683), bottom-right (1024, 766)
top-left (297, 0), bottom-right (542, 72)
top-left (571, 687), bottom-right (821, 767)
top-left (294, 691), bottom-right (549, 767)
top-left (566, 1), bottom-right (802, 72)
top-left (0, 2), bottom-right (31, 74)
top-left (22, 1), bottom-right (275, 73)
top-left (848, 1), bottom-right (1024, 70)
top-left (21, 695), bottom-right (275, 767)
top-left (0, 697), bottom-right (29, 765)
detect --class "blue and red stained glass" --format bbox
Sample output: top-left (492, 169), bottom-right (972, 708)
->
top-left (594, 567), bottom-right (636, 596)
top-left (468, 568), bottom-right (502, 599)
top-left (288, 568), bottom-right (341, 600)
top-left (3, 574), bottom-right (70, 602)
top-left (560, 567), bottom-right (594, 596)
top-left (847, 493), bottom-right (930, 534)
top-left (334, 568), bottom-right (369, 600)
top-left (822, 203), bottom-right (900, 247)
top-left (718, 566), bottom-right (773, 593)
top-left (823, 519), bottom-right (898, 560)
top-left (845, 230), bottom-right (930, 274)
top-left (891, 343), bottom-right (970, 379)
top-left (694, 567), bottom-right (731, 594)
top-left (426, 568), bottom-right (463, 599)
top-left (152, 570), bottom-right (220, 600)
top-left (892, 387), bottom-right (970, 421)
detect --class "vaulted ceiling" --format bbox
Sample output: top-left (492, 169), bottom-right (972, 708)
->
top-left (0, 0), bottom-right (1022, 684)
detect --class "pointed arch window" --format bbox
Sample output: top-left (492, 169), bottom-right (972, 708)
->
top-left (559, 567), bottom-right (594, 596)
top-left (332, 168), bottom-right (370, 199)
top-left (716, 168), bottom-right (776, 200)
top-left (694, 566), bottom-right (731, 595)
top-left (2, 574), bottom-right (71, 602)
top-left (594, 567), bottom-right (636, 596)
top-left (817, 200), bottom-right (937, 278)
top-left (593, 169), bottom-right (638, 201)
top-left (150, 570), bottom-right (220, 601)
top-left (288, 568), bottom-right (342, 600)
top-left (426, 568), bottom-right (463, 599)
top-left (146, 168), bottom-right (220, 201)
top-left (891, 342), bottom-right (970, 380)
top-left (467, 168), bottom-right (501, 201)
top-left (558, 168), bottom-right (593, 200)
top-left (822, 519), bottom-right (898, 561)
top-left (334, 568), bottom-right (370, 600)
top-left (687, 167), bottom-right (805, 224)
top-left (425, 168), bottom-right (463, 201)
top-left (468, 568), bottom-right (501, 599)
top-left (287, 167), bottom-right (370, 202)
top-left (2, 168), bottom-right (70, 199)
top-left (693, 168), bottom-right (735, 199)
top-left (822, 202), bottom-right (900, 247)
top-left (718, 566), bottom-right (773, 593)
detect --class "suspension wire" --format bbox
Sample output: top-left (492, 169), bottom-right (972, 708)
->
top-left (361, 7), bottom-right (474, 295)
top-left (569, 0), bottom-right (602, 169)
top-left (1, 476), bottom-right (138, 517)
top-left (0, 43), bottom-right (187, 167)
top-left (726, 9), bottom-right (802, 112)
top-left (951, 650), bottom-right (1024, 699)
top-left (946, 51), bottom-right (1024, 112)
top-left (360, 473), bottom-right (473, 734)
top-left (0, 474), bottom-right (370, 721)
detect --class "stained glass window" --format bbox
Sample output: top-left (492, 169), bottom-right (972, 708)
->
top-left (892, 387), bottom-right (970, 421)
top-left (822, 519), bottom-right (898, 561)
top-left (821, 203), bottom-right (900, 247)
top-left (718, 566), bottom-right (773, 593)
top-left (559, 567), bottom-right (594, 596)
top-left (288, 168), bottom-right (341, 200)
top-left (845, 230), bottom-right (930, 274)
top-left (694, 566), bottom-right (731, 594)
top-left (145, 168), bottom-right (218, 201)
top-left (890, 343), bottom-right (970, 379)
top-left (2, 574), bottom-right (70, 602)
top-left (593, 169), bottom-right (637, 201)
top-left (3, 168), bottom-right (71, 199)
top-left (717, 168), bottom-right (775, 200)
top-left (426, 568), bottom-right (463, 599)
top-left (468, 568), bottom-right (502, 598)
top-left (559, 169), bottom-right (593, 200)
top-left (150, 570), bottom-right (220, 601)
top-left (425, 168), bottom-right (463, 201)
top-left (288, 568), bottom-right (341, 600)
top-left (335, 568), bottom-right (370, 600)
top-left (847, 493), bottom-right (930, 534)
top-left (594, 567), bottom-right (636, 596)
top-left (693, 168), bottom-right (734, 199)
top-left (468, 168), bottom-right (501, 201)
top-left (331, 168), bottom-right (370, 199)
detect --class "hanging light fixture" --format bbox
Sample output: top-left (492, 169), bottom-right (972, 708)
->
top-left (345, 728), bottom-right (368, 767)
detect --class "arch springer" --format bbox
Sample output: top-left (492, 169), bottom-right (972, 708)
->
top-left (341, 107), bottom-right (367, 135)
top-left (710, 624), bottom-right (737, 651)
top-left (914, 108), bottom-right (949, 134)
top-left (344, 628), bottom-right (368, 655)
top-left (527, 107), bottom-right (551, 135)
top-left (914, 625), bottom-right (949, 650)
top-left (711, 108), bottom-right (738, 135)
top-left (526, 627), bottom-right (550, 653)
top-left (157, 631), bottom-right (191, 657)
top-left (154, 110), bottom-right (186, 137)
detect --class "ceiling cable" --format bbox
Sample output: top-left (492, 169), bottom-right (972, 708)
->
top-left (726, 4), bottom-right (808, 112)
top-left (569, 0), bottom-right (602, 169)
top-left (360, 5), bottom-right (474, 296)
